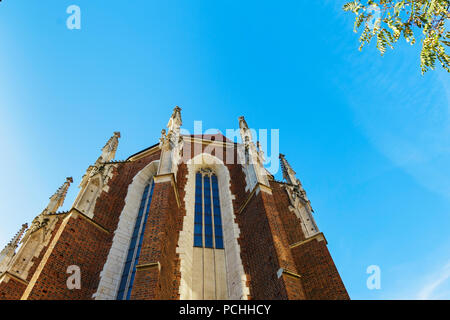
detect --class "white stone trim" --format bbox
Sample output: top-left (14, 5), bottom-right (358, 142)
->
top-left (178, 153), bottom-right (249, 300)
top-left (285, 186), bottom-right (320, 238)
top-left (237, 145), bottom-right (256, 193)
top-left (7, 217), bottom-right (59, 280)
top-left (93, 160), bottom-right (159, 300)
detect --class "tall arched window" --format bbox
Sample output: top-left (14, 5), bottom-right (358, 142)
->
top-left (192, 169), bottom-right (227, 299)
top-left (194, 170), bottom-right (224, 249)
top-left (117, 180), bottom-right (155, 300)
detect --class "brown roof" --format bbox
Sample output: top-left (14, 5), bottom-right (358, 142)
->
top-left (184, 132), bottom-right (235, 143)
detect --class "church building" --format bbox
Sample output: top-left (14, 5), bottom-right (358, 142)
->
top-left (0, 107), bottom-right (349, 300)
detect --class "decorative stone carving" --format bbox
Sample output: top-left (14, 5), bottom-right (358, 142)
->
top-left (238, 116), bottom-right (270, 189)
top-left (100, 132), bottom-right (121, 163)
top-left (279, 154), bottom-right (311, 206)
top-left (158, 106), bottom-right (183, 176)
top-left (0, 224), bottom-right (28, 274)
top-left (279, 154), bottom-right (319, 237)
top-left (42, 177), bottom-right (73, 215)
top-left (199, 168), bottom-right (214, 175)
top-left (21, 177), bottom-right (72, 241)
top-left (2, 177), bottom-right (73, 279)
top-left (74, 132), bottom-right (121, 217)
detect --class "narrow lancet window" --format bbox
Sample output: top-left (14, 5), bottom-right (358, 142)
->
top-left (193, 170), bottom-right (224, 250)
top-left (117, 180), bottom-right (155, 300)
top-left (212, 175), bottom-right (224, 249)
top-left (194, 173), bottom-right (203, 247)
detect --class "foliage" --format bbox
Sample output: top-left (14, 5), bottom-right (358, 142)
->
top-left (343, 0), bottom-right (450, 74)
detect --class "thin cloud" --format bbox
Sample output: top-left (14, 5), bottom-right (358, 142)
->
top-left (417, 262), bottom-right (450, 300)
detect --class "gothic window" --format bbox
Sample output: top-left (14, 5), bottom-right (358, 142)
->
top-left (193, 170), bottom-right (224, 250)
top-left (117, 180), bottom-right (155, 300)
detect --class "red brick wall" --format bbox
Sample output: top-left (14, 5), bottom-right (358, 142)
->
top-left (270, 181), bottom-right (306, 244)
top-left (0, 275), bottom-right (27, 300)
top-left (24, 214), bottom-right (112, 300)
top-left (236, 189), bottom-right (307, 300)
top-left (24, 218), bottom-right (65, 282)
top-left (271, 181), bottom-right (349, 300)
top-left (174, 141), bottom-right (252, 298)
top-left (237, 191), bottom-right (288, 299)
top-left (0, 216), bottom-right (65, 300)
top-left (6, 137), bottom-right (348, 300)
top-left (180, 140), bottom-right (250, 211)
top-left (130, 180), bottom-right (181, 300)
top-left (177, 141), bottom-right (311, 300)
top-left (92, 152), bottom-right (161, 231)
top-left (20, 151), bottom-right (161, 300)
top-left (281, 273), bottom-right (305, 300)
top-left (130, 267), bottom-right (160, 299)
top-left (291, 239), bottom-right (349, 300)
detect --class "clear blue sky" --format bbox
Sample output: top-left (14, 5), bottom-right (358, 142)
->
top-left (0, 1), bottom-right (449, 300)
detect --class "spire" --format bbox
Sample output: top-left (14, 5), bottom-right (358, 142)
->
top-left (279, 153), bottom-right (298, 185)
top-left (158, 107), bottom-right (183, 175)
top-left (279, 154), bottom-right (307, 198)
top-left (238, 116), bottom-right (249, 130)
top-left (160, 106), bottom-right (182, 150)
top-left (279, 154), bottom-right (318, 236)
top-left (166, 106), bottom-right (182, 144)
top-left (238, 116), bottom-right (252, 145)
top-left (2, 224), bottom-right (28, 253)
top-left (99, 132), bottom-right (121, 163)
top-left (0, 223), bottom-right (28, 273)
top-left (168, 106), bottom-right (182, 131)
top-left (159, 129), bottom-right (167, 145)
top-left (44, 177), bottom-right (73, 214)
top-left (280, 153), bottom-right (313, 209)
top-left (21, 177), bottom-right (72, 238)
top-left (79, 131), bottom-right (121, 189)
top-left (237, 116), bottom-right (270, 188)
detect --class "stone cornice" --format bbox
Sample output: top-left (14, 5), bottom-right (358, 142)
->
top-left (126, 135), bottom-right (238, 163)
top-left (127, 144), bottom-right (161, 162)
top-left (69, 208), bottom-right (111, 234)
top-left (0, 271), bottom-right (29, 286)
top-left (136, 262), bottom-right (161, 272)
top-left (289, 232), bottom-right (327, 249)
top-left (282, 269), bottom-right (302, 279)
top-left (103, 160), bottom-right (131, 165)
top-left (183, 136), bottom-right (238, 148)
top-left (238, 183), bottom-right (273, 215)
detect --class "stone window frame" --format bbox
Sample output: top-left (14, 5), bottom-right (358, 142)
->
top-left (178, 153), bottom-right (250, 300)
top-left (93, 160), bottom-right (159, 300)
top-left (193, 169), bottom-right (224, 250)
top-left (116, 179), bottom-right (155, 300)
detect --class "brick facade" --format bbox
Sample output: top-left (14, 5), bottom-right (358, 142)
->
top-left (0, 120), bottom-right (349, 300)
top-left (22, 212), bottom-right (112, 300)
top-left (3, 152), bottom-right (162, 300)
top-left (130, 178), bottom-right (182, 299)
top-left (0, 273), bottom-right (28, 300)
top-left (291, 238), bottom-right (349, 300)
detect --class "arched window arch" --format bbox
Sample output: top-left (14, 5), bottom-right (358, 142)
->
top-left (117, 179), bottom-right (155, 300)
top-left (177, 153), bottom-right (249, 300)
top-left (194, 169), bottom-right (224, 250)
